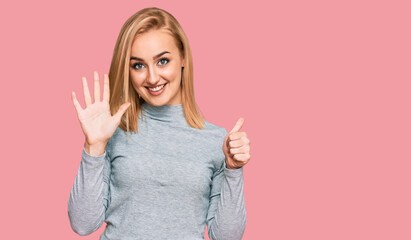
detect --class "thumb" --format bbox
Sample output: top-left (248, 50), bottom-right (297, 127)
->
top-left (114, 102), bottom-right (131, 122)
top-left (229, 117), bottom-right (245, 133)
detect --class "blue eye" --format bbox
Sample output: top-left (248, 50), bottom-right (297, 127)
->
top-left (132, 57), bottom-right (170, 70)
top-left (133, 63), bottom-right (144, 70)
top-left (158, 57), bottom-right (169, 66)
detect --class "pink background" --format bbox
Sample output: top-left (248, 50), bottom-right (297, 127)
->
top-left (1, 0), bottom-right (410, 239)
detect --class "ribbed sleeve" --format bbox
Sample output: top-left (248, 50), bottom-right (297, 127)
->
top-left (206, 129), bottom-right (247, 240)
top-left (67, 146), bottom-right (111, 236)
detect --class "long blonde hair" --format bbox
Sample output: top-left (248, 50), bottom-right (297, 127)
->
top-left (108, 7), bottom-right (205, 136)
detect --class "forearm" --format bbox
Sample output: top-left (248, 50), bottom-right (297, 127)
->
top-left (208, 167), bottom-right (247, 240)
top-left (67, 148), bottom-right (109, 236)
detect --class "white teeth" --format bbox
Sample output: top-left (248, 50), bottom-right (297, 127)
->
top-left (148, 84), bottom-right (165, 92)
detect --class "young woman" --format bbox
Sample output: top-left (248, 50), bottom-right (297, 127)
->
top-left (68, 7), bottom-right (251, 240)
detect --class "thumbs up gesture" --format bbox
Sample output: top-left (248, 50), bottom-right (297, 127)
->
top-left (223, 117), bottom-right (251, 169)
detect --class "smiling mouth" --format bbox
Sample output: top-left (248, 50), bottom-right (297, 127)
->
top-left (146, 83), bottom-right (167, 92)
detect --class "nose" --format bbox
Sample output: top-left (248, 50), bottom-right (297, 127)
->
top-left (146, 65), bottom-right (160, 86)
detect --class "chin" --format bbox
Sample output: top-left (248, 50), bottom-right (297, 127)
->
top-left (145, 98), bottom-right (169, 106)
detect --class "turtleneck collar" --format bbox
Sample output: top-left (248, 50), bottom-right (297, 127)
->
top-left (141, 101), bottom-right (187, 124)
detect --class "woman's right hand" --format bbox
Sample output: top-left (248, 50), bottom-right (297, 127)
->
top-left (71, 71), bottom-right (130, 151)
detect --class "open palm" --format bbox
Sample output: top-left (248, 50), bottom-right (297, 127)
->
top-left (71, 71), bottom-right (130, 146)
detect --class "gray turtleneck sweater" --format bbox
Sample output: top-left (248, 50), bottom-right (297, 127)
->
top-left (67, 102), bottom-right (247, 240)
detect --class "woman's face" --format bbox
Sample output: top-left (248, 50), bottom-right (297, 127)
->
top-left (129, 29), bottom-right (184, 106)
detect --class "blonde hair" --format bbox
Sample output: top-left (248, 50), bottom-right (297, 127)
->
top-left (108, 7), bottom-right (205, 137)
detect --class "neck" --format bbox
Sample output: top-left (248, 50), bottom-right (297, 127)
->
top-left (141, 101), bottom-right (187, 124)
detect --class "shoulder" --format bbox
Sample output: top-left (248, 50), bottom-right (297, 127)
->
top-left (202, 120), bottom-right (227, 170)
top-left (203, 120), bottom-right (227, 135)
top-left (106, 126), bottom-right (128, 149)
top-left (202, 120), bottom-right (228, 148)
top-left (204, 119), bottom-right (227, 133)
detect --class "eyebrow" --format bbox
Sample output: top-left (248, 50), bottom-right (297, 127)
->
top-left (130, 51), bottom-right (170, 61)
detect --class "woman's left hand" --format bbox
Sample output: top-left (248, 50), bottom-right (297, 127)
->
top-left (223, 117), bottom-right (251, 169)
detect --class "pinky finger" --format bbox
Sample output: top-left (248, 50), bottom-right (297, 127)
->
top-left (72, 91), bottom-right (84, 113)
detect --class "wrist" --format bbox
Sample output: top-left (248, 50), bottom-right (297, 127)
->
top-left (84, 141), bottom-right (106, 156)
top-left (226, 166), bottom-right (240, 170)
